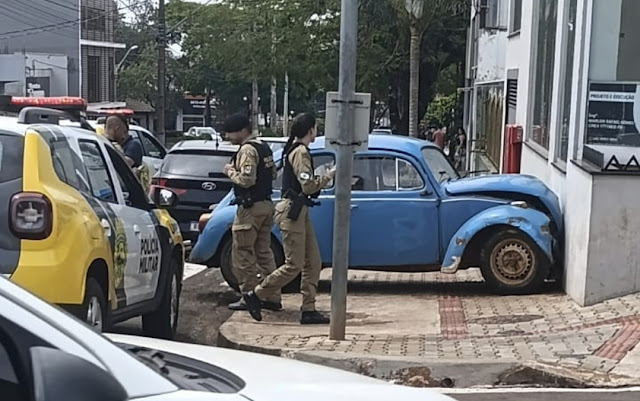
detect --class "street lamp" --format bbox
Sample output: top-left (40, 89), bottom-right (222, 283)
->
top-left (114, 45), bottom-right (139, 101)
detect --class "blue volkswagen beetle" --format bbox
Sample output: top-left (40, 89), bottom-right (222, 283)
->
top-left (190, 135), bottom-right (563, 295)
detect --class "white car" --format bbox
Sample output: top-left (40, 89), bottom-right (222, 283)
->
top-left (0, 275), bottom-right (456, 401)
top-left (185, 127), bottom-right (222, 141)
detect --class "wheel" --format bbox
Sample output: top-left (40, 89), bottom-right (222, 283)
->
top-left (479, 229), bottom-right (550, 295)
top-left (219, 237), bottom-right (301, 294)
top-left (142, 258), bottom-right (181, 339)
top-left (82, 278), bottom-right (108, 332)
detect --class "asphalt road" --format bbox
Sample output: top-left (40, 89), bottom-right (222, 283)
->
top-left (448, 390), bottom-right (640, 401)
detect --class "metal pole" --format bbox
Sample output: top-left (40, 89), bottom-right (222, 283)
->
top-left (329, 0), bottom-right (358, 341)
top-left (157, 0), bottom-right (167, 145)
top-left (283, 72), bottom-right (289, 136)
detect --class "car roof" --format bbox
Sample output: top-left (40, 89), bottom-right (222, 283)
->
top-left (260, 136), bottom-right (288, 142)
top-left (309, 135), bottom-right (436, 154)
top-left (170, 139), bottom-right (238, 153)
top-left (0, 115), bottom-right (111, 144)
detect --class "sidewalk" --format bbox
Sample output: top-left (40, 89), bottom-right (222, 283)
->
top-left (218, 269), bottom-right (640, 388)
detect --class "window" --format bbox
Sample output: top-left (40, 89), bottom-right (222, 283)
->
top-left (87, 56), bottom-right (101, 103)
top-left (422, 147), bottom-right (459, 183)
top-left (351, 156), bottom-right (424, 192)
top-left (480, 0), bottom-right (507, 30)
top-left (106, 147), bottom-right (148, 209)
top-left (108, 56), bottom-right (114, 101)
top-left (79, 141), bottom-right (116, 203)
top-left (0, 134), bottom-right (23, 183)
top-left (137, 131), bottom-right (166, 159)
top-left (510, 0), bottom-right (522, 33)
top-left (0, 337), bottom-right (23, 401)
top-left (476, 83), bottom-right (505, 167)
top-left (557, 0), bottom-right (577, 162)
top-left (162, 151), bottom-right (233, 178)
top-left (529, 0), bottom-right (558, 150)
top-left (48, 137), bottom-right (91, 193)
top-left (273, 153), bottom-right (335, 190)
top-left (82, 6), bottom-right (106, 32)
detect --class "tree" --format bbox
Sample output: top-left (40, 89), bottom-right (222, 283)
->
top-left (395, 0), bottom-right (467, 136)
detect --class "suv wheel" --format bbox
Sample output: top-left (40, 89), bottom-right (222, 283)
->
top-left (480, 229), bottom-right (550, 295)
top-left (142, 258), bottom-right (181, 339)
top-left (83, 278), bottom-right (108, 332)
top-left (220, 237), bottom-right (300, 294)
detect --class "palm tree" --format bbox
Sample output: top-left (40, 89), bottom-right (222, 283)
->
top-left (400, 0), bottom-right (466, 137)
top-left (406, 0), bottom-right (425, 137)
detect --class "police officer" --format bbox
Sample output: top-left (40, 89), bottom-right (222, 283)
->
top-left (222, 114), bottom-right (282, 312)
top-left (105, 115), bottom-right (151, 194)
top-left (244, 113), bottom-right (336, 325)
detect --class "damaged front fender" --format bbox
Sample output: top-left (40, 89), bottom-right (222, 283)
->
top-left (441, 205), bottom-right (554, 273)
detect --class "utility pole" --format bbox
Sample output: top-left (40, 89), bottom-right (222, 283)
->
top-left (157, 0), bottom-right (167, 145)
top-left (283, 72), bottom-right (289, 136)
top-left (329, 0), bottom-right (359, 341)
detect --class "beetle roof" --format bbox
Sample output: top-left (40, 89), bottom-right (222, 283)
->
top-left (310, 135), bottom-right (437, 154)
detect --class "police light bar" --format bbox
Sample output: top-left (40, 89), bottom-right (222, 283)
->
top-left (98, 108), bottom-right (134, 116)
top-left (0, 96), bottom-right (87, 112)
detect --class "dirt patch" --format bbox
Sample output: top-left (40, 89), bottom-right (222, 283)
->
top-left (468, 314), bottom-right (544, 325)
top-left (384, 366), bottom-right (455, 388)
top-left (112, 268), bottom-right (236, 346)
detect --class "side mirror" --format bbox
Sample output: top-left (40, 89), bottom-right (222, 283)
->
top-left (30, 347), bottom-right (127, 401)
top-left (154, 188), bottom-right (178, 209)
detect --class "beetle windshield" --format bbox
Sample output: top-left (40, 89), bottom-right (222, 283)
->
top-left (421, 147), bottom-right (459, 183)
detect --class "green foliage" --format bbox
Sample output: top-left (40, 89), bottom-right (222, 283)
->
top-left (424, 92), bottom-right (459, 128)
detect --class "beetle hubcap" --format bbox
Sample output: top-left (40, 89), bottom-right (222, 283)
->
top-left (491, 239), bottom-right (535, 285)
top-left (87, 297), bottom-right (103, 332)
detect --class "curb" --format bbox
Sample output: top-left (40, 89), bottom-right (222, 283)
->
top-left (218, 320), bottom-right (640, 389)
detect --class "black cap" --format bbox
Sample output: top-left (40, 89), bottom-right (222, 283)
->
top-left (223, 113), bottom-right (250, 133)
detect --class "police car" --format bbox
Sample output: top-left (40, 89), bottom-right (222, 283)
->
top-left (0, 96), bottom-right (185, 339)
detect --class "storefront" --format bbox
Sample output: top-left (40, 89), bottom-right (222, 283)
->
top-left (175, 95), bottom-right (221, 132)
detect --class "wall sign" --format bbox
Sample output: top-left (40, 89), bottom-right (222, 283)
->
top-left (26, 77), bottom-right (50, 97)
top-left (182, 96), bottom-right (218, 115)
top-left (587, 82), bottom-right (640, 146)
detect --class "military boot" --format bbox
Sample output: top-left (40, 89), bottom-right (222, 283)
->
top-left (300, 311), bottom-right (330, 325)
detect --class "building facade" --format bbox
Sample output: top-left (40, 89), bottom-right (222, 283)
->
top-left (0, 0), bottom-right (122, 101)
top-left (466, 0), bottom-right (640, 306)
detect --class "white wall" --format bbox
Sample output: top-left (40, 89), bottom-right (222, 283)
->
top-left (26, 54), bottom-right (69, 96)
top-left (476, 31), bottom-right (508, 83)
top-left (564, 162), bottom-right (593, 304)
top-left (585, 174), bottom-right (640, 304)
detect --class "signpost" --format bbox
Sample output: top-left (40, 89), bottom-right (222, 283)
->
top-left (328, 0), bottom-right (363, 341)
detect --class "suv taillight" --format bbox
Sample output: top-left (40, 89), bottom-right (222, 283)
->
top-left (10, 193), bottom-right (53, 240)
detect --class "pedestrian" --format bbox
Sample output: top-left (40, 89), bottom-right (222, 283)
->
top-left (105, 115), bottom-right (150, 194)
top-left (433, 124), bottom-right (445, 150)
top-left (222, 113), bottom-right (282, 312)
top-left (454, 127), bottom-right (467, 172)
top-left (244, 112), bottom-right (336, 325)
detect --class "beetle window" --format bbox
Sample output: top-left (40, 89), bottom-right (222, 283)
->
top-left (353, 156), bottom-right (423, 191)
top-left (273, 153), bottom-right (335, 190)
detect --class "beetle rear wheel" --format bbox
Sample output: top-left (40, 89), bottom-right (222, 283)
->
top-left (480, 229), bottom-right (550, 295)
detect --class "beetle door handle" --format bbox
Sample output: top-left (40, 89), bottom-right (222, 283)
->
top-left (133, 225), bottom-right (141, 235)
top-left (350, 204), bottom-right (358, 209)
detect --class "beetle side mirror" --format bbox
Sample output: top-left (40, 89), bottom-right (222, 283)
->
top-left (154, 188), bottom-right (178, 209)
top-left (420, 189), bottom-right (433, 196)
top-left (30, 347), bottom-right (127, 401)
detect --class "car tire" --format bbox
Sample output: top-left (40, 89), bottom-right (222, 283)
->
top-left (82, 278), bottom-right (109, 332)
top-left (220, 237), bottom-right (301, 294)
top-left (142, 258), bottom-right (181, 340)
top-left (479, 229), bottom-right (550, 295)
